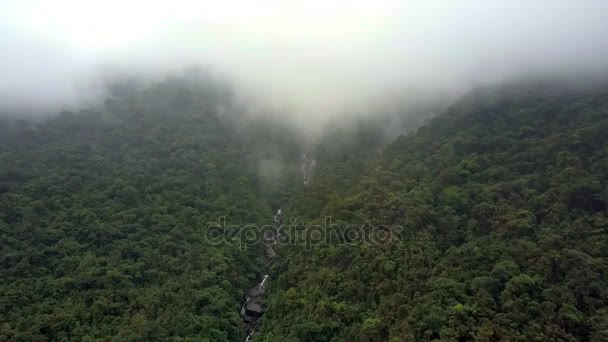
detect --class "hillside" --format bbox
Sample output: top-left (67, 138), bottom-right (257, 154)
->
top-left (2, 79), bottom-right (608, 342)
top-left (0, 77), bottom-right (272, 341)
top-left (258, 82), bottom-right (608, 341)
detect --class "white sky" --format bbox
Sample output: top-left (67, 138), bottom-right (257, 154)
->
top-left (1, 0), bottom-right (608, 118)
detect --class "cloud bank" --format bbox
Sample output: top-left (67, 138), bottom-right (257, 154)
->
top-left (1, 0), bottom-right (607, 124)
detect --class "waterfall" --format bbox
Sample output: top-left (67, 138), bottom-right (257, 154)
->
top-left (302, 153), bottom-right (317, 185)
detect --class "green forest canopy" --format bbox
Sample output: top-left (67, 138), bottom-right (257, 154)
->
top-left (1, 78), bottom-right (608, 341)
top-left (259, 82), bottom-right (608, 341)
top-left (0, 77), bottom-right (273, 341)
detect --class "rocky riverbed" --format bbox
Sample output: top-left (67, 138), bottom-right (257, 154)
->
top-left (241, 209), bottom-right (281, 341)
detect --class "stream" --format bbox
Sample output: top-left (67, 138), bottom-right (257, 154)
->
top-left (241, 156), bottom-right (315, 340)
top-left (240, 209), bottom-right (281, 341)
top-left (302, 153), bottom-right (316, 185)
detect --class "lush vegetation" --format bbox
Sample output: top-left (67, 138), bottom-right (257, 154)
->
top-left (2, 77), bottom-right (608, 342)
top-left (0, 76), bottom-right (272, 341)
top-left (259, 82), bottom-right (608, 341)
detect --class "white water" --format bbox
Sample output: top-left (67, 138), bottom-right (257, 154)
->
top-left (302, 154), bottom-right (317, 185)
top-left (240, 296), bottom-right (250, 316)
top-left (243, 274), bottom-right (270, 341)
top-left (260, 274), bottom-right (269, 288)
top-left (242, 206), bottom-right (284, 341)
top-left (274, 208), bottom-right (282, 224)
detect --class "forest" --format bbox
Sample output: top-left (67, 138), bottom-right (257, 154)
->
top-left (0, 76), bottom-right (276, 341)
top-left (1, 77), bottom-right (608, 341)
top-left (258, 81), bottom-right (608, 341)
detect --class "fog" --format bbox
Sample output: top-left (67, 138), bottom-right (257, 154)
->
top-left (1, 0), bottom-right (608, 128)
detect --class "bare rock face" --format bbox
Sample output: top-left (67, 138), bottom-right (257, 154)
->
top-left (242, 208), bottom-right (281, 340)
top-left (248, 287), bottom-right (263, 298)
top-left (263, 244), bottom-right (276, 259)
top-left (245, 301), bottom-right (265, 317)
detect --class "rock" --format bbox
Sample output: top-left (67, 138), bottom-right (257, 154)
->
top-left (245, 301), bottom-right (265, 317)
top-left (263, 244), bottom-right (276, 259)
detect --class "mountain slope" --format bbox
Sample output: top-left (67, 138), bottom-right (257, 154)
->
top-left (0, 77), bottom-right (270, 341)
top-left (259, 82), bottom-right (608, 341)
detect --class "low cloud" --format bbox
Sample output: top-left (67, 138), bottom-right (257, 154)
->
top-left (1, 0), bottom-right (607, 129)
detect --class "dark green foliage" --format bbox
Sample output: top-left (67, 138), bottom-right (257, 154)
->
top-left (3, 77), bottom-right (608, 342)
top-left (0, 76), bottom-right (269, 341)
top-left (259, 82), bottom-right (608, 341)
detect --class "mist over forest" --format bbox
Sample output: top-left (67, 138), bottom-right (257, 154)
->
top-left (2, 1), bottom-right (608, 341)
top-left (2, 0), bottom-right (608, 131)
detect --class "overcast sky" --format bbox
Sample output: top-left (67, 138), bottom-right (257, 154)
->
top-left (1, 0), bottom-right (607, 120)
